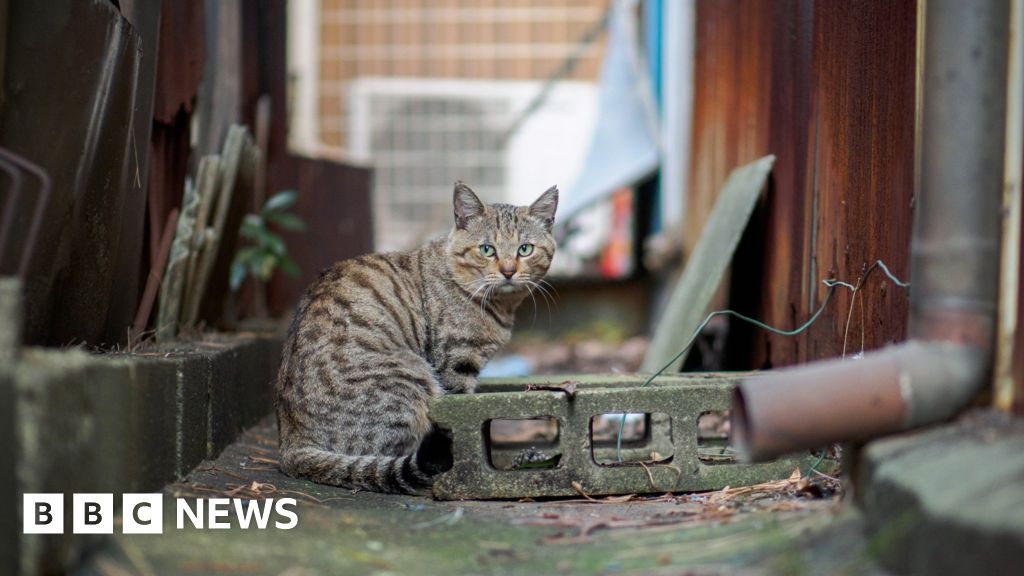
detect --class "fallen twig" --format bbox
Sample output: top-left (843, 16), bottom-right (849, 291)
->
top-left (707, 468), bottom-right (803, 503)
top-left (526, 380), bottom-right (578, 398)
top-left (225, 481), bottom-right (278, 499)
top-left (571, 481), bottom-right (598, 501)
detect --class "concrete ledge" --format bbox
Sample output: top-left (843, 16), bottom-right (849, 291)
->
top-left (0, 278), bottom-right (21, 363)
top-left (1, 370), bottom-right (18, 576)
top-left (859, 410), bottom-right (1024, 575)
top-left (2, 332), bottom-right (282, 575)
top-left (431, 374), bottom-right (811, 500)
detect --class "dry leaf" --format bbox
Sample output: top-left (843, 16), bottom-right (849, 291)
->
top-left (526, 381), bottom-right (578, 397)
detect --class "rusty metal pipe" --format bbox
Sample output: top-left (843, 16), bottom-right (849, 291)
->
top-left (732, 0), bottom-right (1009, 461)
top-left (732, 342), bottom-right (985, 461)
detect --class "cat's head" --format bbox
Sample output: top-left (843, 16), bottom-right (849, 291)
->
top-left (447, 181), bottom-right (558, 299)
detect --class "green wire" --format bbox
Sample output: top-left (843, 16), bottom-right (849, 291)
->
top-left (806, 450), bottom-right (827, 477)
top-left (614, 260), bottom-right (909, 462)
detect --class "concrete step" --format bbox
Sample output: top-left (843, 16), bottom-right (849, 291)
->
top-left (859, 410), bottom-right (1024, 575)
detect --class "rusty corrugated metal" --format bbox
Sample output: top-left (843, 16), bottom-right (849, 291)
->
top-left (251, 0), bottom-right (375, 317)
top-left (728, 0), bottom-right (816, 369)
top-left (685, 0), bottom-right (771, 260)
top-left (146, 0), bottom-right (205, 270)
top-left (267, 159), bottom-right (375, 317)
top-left (104, 0), bottom-right (162, 347)
top-left (0, 0), bottom-right (153, 347)
top-left (151, 0), bottom-right (205, 125)
top-left (688, 0), bottom-right (917, 368)
top-left (794, 0), bottom-right (916, 364)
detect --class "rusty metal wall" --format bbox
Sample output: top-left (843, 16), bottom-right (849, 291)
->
top-left (797, 0), bottom-right (916, 364)
top-left (146, 0), bottom-right (205, 270)
top-left (685, 0), bottom-right (772, 257)
top-left (255, 0), bottom-right (375, 317)
top-left (266, 159), bottom-right (375, 317)
top-left (0, 0), bottom-right (156, 347)
top-left (689, 0), bottom-right (918, 368)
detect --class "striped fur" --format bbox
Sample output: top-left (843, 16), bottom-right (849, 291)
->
top-left (276, 182), bottom-right (558, 493)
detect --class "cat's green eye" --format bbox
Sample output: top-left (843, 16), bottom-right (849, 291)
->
top-left (479, 244), bottom-right (496, 257)
top-left (517, 244), bottom-right (535, 257)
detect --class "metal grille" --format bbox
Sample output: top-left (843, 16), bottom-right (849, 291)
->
top-left (370, 95), bottom-right (506, 248)
top-left (306, 1), bottom-right (607, 250)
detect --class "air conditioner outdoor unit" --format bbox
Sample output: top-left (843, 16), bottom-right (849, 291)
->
top-left (348, 78), bottom-right (597, 252)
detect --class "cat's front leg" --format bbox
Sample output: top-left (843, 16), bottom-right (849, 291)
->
top-left (439, 358), bottom-right (482, 394)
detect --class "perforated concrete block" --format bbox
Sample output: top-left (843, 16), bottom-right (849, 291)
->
top-left (430, 374), bottom-right (809, 500)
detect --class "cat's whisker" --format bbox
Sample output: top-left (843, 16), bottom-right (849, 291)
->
top-left (523, 279), bottom-right (554, 326)
top-left (538, 279), bottom-right (561, 299)
top-left (536, 285), bottom-right (558, 320)
top-left (481, 282), bottom-right (497, 317)
top-left (527, 278), bottom-right (557, 310)
top-left (450, 275), bottom-right (489, 293)
top-left (475, 278), bottom-right (490, 314)
top-left (535, 283), bottom-right (556, 326)
top-left (469, 282), bottom-right (489, 304)
top-left (524, 282), bottom-right (539, 327)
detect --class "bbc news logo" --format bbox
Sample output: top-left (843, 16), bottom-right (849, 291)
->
top-left (23, 494), bottom-right (298, 534)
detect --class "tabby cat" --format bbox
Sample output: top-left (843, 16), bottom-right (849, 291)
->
top-left (276, 182), bottom-right (558, 493)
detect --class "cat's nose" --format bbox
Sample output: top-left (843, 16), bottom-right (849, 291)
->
top-left (500, 263), bottom-right (517, 278)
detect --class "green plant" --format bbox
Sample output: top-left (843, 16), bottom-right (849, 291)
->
top-left (230, 190), bottom-right (306, 291)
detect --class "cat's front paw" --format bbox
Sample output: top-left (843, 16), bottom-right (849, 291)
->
top-left (441, 374), bottom-right (477, 394)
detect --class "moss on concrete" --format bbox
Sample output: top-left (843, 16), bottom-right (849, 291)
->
top-left (3, 333), bottom-right (282, 575)
top-left (859, 410), bottom-right (1024, 575)
top-left (93, 502), bottom-right (861, 575)
top-left (431, 375), bottom-right (810, 499)
top-left (80, 418), bottom-right (874, 575)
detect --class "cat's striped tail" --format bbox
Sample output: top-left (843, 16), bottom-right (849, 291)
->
top-left (280, 428), bottom-right (453, 494)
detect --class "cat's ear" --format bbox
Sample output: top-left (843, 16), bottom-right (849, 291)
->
top-left (453, 181), bottom-right (485, 230)
top-left (529, 185), bottom-right (559, 231)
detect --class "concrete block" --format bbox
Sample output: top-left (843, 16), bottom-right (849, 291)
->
top-left (431, 374), bottom-right (808, 500)
top-left (167, 352), bottom-right (214, 478)
top-left (859, 411), bottom-right (1024, 575)
top-left (7, 333), bottom-right (282, 575)
top-left (0, 278), bottom-right (22, 362)
top-left (200, 334), bottom-right (280, 456)
top-left (0, 371), bottom-right (18, 576)
top-left (12, 349), bottom-right (176, 573)
top-left (236, 336), bottom-right (280, 432)
top-left (206, 344), bottom-right (244, 456)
